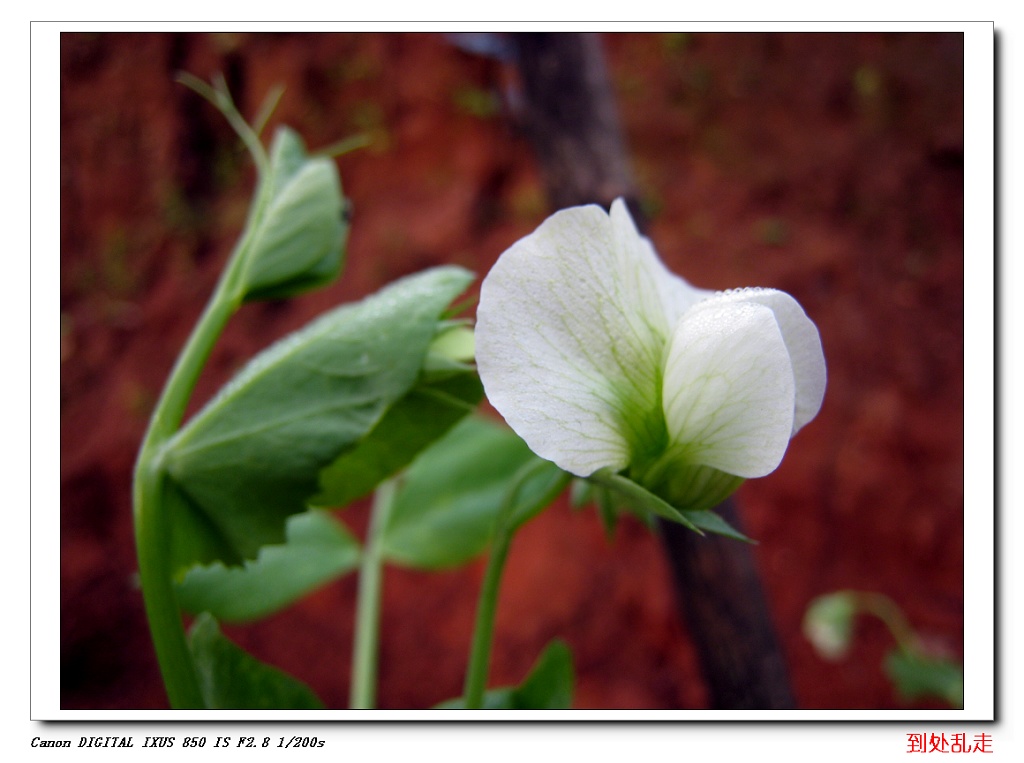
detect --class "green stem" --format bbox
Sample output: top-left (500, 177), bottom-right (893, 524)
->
top-left (176, 72), bottom-right (269, 176)
top-left (131, 278), bottom-right (241, 709)
top-left (142, 292), bottom-right (239, 444)
top-left (461, 461), bottom-right (563, 709)
top-left (132, 75), bottom-right (270, 709)
top-left (462, 522), bottom-right (514, 710)
top-left (855, 592), bottom-right (919, 652)
top-left (132, 467), bottom-right (204, 708)
top-left (350, 480), bottom-right (397, 709)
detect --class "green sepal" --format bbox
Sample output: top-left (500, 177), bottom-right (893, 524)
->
top-left (595, 487), bottom-right (621, 538)
top-left (679, 508), bottom-right (755, 543)
top-left (236, 127), bottom-right (348, 301)
top-left (588, 469), bottom-right (702, 533)
top-left (586, 469), bottom-right (753, 543)
top-left (569, 479), bottom-right (593, 510)
top-left (570, 478), bottom-right (651, 538)
top-left (162, 266), bottom-right (474, 570)
top-left (187, 613), bottom-right (325, 709)
top-left (176, 510), bottom-right (361, 623)
top-left (435, 640), bottom-right (574, 709)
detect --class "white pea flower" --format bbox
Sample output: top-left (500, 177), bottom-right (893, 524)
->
top-left (475, 199), bottom-right (825, 512)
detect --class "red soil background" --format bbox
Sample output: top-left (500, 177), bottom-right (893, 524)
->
top-left (60, 32), bottom-right (964, 710)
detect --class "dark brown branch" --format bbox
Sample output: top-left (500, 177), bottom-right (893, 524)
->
top-left (659, 501), bottom-right (795, 708)
top-left (512, 33), bottom-right (637, 211)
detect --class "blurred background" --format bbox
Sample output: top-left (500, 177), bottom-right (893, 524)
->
top-left (60, 32), bottom-right (964, 710)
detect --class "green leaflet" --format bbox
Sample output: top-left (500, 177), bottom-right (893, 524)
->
top-left (436, 640), bottom-right (574, 709)
top-left (176, 510), bottom-right (361, 623)
top-left (188, 613), bottom-right (325, 710)
top-left (162, 266), bottom-right (474, 570)
top-left (884, 649), bottom-right (964, 709)
top-left (380, 416), bottom-right (568, 570)
top-left (510, 639), bottom-right (574, 710)
top-left (235, 127), bottom-right (348, 301)
top-left (313, 372), bottom-right (483, 509)
top-left (165, 478), bottom-right (241, 574)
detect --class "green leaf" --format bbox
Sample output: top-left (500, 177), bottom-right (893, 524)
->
top-left (436, 640), bottom-right (574, 709)
top-left (188, 613), bottom-right (325, 709)
top-left (513, 639), bottom-right (574, 709)
top-left (586, 470), bottom-right (753, 542)
top-left (803, 591), bottom-right (858, 661)
top-left (313, 371), bottom-right (483, 509)
top-left (162, 266), bottom-right (474, 569)
top-left (884, 648), bottom-right (964, 709)
top-left (237, 127), bottom-right (348, 301)
top-left (380, 417), bottom-right (567, 569)
top-left (176, 510), bottom-right (361, 623)
top-left (438, 687), bottom-right (518, 710)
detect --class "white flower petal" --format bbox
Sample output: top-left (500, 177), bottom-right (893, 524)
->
top-left (701, 287), bottom-right (826, 434)
top-left (476, 202), bottom-right (701, 476)
top-left (662, 299), bottom-right (796, 478)
top-left (608, 199), bottom-right (710, 326)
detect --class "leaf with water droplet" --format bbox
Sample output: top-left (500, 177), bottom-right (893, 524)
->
top-left (162, 266), bottom-right (474, 570)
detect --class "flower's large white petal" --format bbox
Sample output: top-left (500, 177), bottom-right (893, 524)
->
top-left (476, 202), bottom-right (702, 477)
top-left (702, 287), bottom-right (826, 434)
top-left (662, 299), bottom-right (796, 478)
top-left (608, 199), bottom-right (710, 326)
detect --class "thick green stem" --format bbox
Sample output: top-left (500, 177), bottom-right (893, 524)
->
top-left (132, 77), bottom-right (274, 709)
top-left (131, 281), bottom-right (240, 709)
top-left (132, 466), bottom-right (205, 708)
top-left (349, 480), bottom-right (397, 709)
